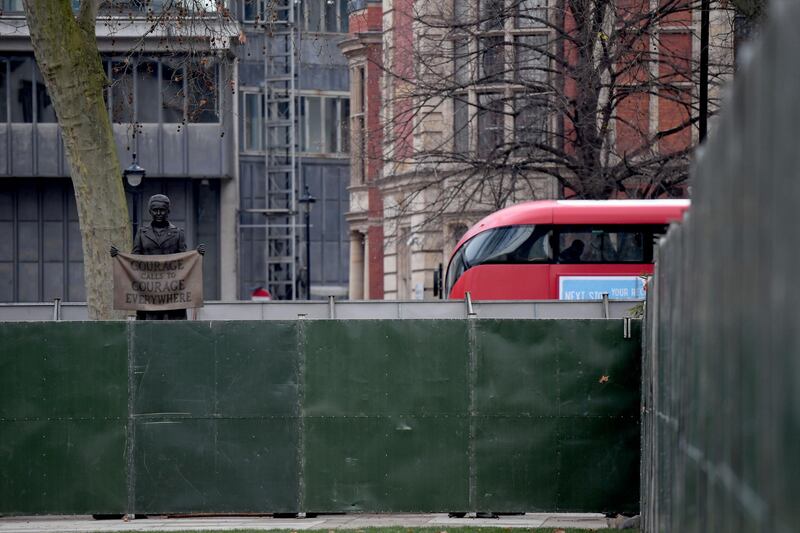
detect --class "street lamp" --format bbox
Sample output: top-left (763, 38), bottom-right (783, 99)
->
top-left (298, 184), bottom-right (316, 300)
top-left (123, 153), bottom-right (146, 237)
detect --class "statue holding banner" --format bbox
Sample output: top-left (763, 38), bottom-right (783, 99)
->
top-left (111, 194), bottom-right (205, 320)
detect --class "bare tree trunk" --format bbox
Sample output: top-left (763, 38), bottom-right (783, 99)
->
top-left (23, 0), bottom-right (129, 319)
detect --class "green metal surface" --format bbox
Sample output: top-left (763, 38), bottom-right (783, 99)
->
top-left (131, 321), bottom-right (300, 513)
top-left (1, 318), bottom-right (640, 515)
top-left (643, 5), bottom-right (800, 531)
top-left (473, 320), bottom-right (640, 513)
top-left (0, 322), bottom-right (127, 514)
top-left (303, 320), bottom-right (470, 512)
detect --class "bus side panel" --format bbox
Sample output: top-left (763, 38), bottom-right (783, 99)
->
top-left (449, 264), bottom-right (551, 300)
top-left (549, 264), bottom-right (655, 299)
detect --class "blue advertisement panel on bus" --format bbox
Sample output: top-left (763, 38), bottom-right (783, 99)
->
top-left (558, 276), bottom-right (647, 301)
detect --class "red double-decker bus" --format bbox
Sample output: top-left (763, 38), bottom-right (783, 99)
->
top-left (446, 200), bottom-right (690, 300)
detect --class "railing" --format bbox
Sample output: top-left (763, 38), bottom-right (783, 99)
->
top-left (0, 298), bottom-right (642, 321)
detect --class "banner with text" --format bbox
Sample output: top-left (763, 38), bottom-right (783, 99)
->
top-left (113, 250), bottom-right (203, 311)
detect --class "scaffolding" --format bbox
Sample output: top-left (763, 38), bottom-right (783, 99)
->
top-left (242, 0), bottom-right (300, 300)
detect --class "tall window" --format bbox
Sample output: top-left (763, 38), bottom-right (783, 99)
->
top-left (0, 57), bottom-right (57, 124)
top-left (297, 94), bottom-right (350, 154)
top-left (242, 91), bottom-right (264, 152)
top-left (351, 65), bottom-right (367, 182)
top-left (0, 60), bottom-right (7, 123)
top-left (451, 0), bottom-right (551, 156)
top-left (513, 94), bottom-right (548, 155)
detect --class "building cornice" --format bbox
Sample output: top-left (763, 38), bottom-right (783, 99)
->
top-left (345, 210), bottom-right (370, 225)
top-left (0, 16), bottom-right (238, 53)
top-left (338, 32), bottom-right (383, 58)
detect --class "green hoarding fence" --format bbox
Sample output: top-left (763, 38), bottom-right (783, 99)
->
top-left (642, 4), bottom-right (800, 532)
top-left (1, 319), bottom-right (640, 515)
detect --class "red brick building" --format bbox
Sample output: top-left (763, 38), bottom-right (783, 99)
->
top-left (341, 0), bottom-right (735, 300)
top-left (339, 1), bottom-right (386, 299)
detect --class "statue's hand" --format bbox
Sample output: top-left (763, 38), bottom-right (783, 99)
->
top-left (197, 243), bottom-right (206, 256)
top-left (110, 245), bottom-right (119, 257)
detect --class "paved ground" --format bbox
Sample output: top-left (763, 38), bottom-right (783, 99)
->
top-left (0, 513), bottom-right (612, 532)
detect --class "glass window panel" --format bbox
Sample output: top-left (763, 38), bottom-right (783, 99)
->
top-left (307, 0), bottom-right (322, 31)
top-left (325, 0), bottom-right (338, 32)
top-left (136, 60), bottom-right (159, 123)
top-left (479, 36), bottom-right (505, 83)
top-left (324, 97), bottom-right (337, 151)
top-left (445, 246), bottom-right (466, 294)
top-left (161, 59), bottom-right (184, 123)
top-left (187, 0), bottom-right (222, 12)
top-left (464, 225), bottom-right (534, 266)
top-left (187, 58), bottom-right (218, 123)
top-left (244, 93), bottom-right (263, 151)
top-left (33, 63), bottom-right (57, 123)
top-left (558, 227), bottom-right (646, 263)
top-left (357, 115), bottom-right (365, 180)
top-left (454, 38), bottom-right (470, 86)
top-left (307, 96), bottom-right (322, 152)
top-left (480, 0), bottom-right (505, 30)
top-left (516, 0), bottom-right (547, 28)
top-left (10, 58), bottom-right (33, 123)
top-left (111, 60), bottom-right (134, 123)
top-left (268, 98), bottom-right (290, 121)
top-left (243, 0), bottom-right (261, 20)
top-left (340, 98), bottom-right (350, 152)
top-left (358, 66), bottom-right (366, 112)
top-left (101, 0), bottom-right (153, 11)
top-left (2, 0), bottom-right (24, 11)
top-left (297, 96), bottom-right (306, 151)
top-left (0, 60), bottom-right (7, 123)
top-left (515, 34), bottom-right (549, 84)
top-left (102, 60), bottom-right (111, 113)
top-left (514, 95), bottom-right (548, 154)
top-left (477, 92), bottom-right (504, 157)
top-left (103, 0), bottom-right (173, 10)
top-left (613, 231), bottom-right (645, 262)
top-left (450, 226), bottom-right (553, 291)
top-left (339, 0), bottom-right (349, 32)
top-left (453, 97), bottom-right (469, 153)
top-left (453, 0), bottom-right (469, 24)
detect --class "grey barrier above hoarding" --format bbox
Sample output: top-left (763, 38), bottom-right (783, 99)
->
top-left (0, 299), bottom-right (641, 321)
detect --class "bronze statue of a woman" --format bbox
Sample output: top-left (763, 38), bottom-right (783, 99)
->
top-left (111, 194), bottom-right (204, 320)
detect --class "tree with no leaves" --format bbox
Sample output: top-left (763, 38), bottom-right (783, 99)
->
top-left (20, 0), bottom-right (234, 318)
top-left (380, 0), bottom-right (735, 223)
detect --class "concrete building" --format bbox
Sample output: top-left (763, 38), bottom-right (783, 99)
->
top-left (342, 0), bottom-right (736, 300)
top-left (0, 0), bottom-right (351, 303)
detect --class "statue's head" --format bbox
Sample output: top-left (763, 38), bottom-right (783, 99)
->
top-left (148, 194), bottom-right (170, 224)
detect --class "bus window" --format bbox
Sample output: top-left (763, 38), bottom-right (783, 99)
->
top-left (614, 231), bottom-right (644, 261)
top-left (446, 246), bottom-right (467, 294)
top-left (463, 226), bottom-right (534, 266)
top-left (558, 226), bottom-right (647, 263)
top-left (446, 225), bottom-right (552, 293)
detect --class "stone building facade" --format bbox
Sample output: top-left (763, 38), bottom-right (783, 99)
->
top-left (342, 0), bottom-right (736, 300)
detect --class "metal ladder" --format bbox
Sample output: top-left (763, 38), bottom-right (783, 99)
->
top-left (260, 0), bottom-right (299, 300)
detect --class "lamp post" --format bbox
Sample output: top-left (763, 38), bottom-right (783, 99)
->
top-left (123, 153), bottom-right (146, 238)
top-left (298, 184), bottom-right (316, 299)
top-left (699, 0), bottom-right (709, 143)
